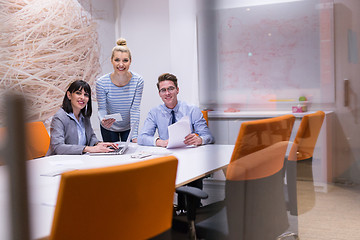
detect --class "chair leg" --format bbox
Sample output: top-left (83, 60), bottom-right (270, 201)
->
top-left (188, 220), bottom-right (197, 240)
top-left (277, 231), bottom-right (300, 240)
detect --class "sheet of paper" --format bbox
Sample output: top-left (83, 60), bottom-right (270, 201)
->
top-left (167, 116), bottom-right (191, 149)
top-left (40, 168), bottom-right (78, 177)
top-left (48, 158), bottom-right (83, 166)
top-left (105, 113), bottom-right (122, 122)
top-left (136, 146), bottom-right (173, 156)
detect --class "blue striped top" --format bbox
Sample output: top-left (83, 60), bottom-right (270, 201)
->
top-left (96, 71), bottom-right (144, 139)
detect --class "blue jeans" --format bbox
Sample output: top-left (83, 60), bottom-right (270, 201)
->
top-left (100, 125), bottom-right (130, 142)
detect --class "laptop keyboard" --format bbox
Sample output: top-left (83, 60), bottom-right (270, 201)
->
top-left (110, 146), bottom-right (123, 153)
top-left (113, 147), bottom-right (122, 153)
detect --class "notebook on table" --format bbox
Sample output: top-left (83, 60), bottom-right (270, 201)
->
top-left (89, 121), bottom-right (136, 156)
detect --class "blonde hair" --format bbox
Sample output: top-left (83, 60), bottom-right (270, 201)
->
top-left (111, 38), bottom-right (132, 60)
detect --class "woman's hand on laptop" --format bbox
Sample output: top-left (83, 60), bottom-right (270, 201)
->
top-left (99, 142), bottom-right (119, 149)
top-left (83, 142), bottom-right (119, 153)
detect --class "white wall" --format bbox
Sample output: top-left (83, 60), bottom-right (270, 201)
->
top-left (115, 0), bottom-right (200, 130)
top-left (80, 0), bottom-right (116, 140)
top-left (168, 0), bottom-right (199, 106)
top-left (118, 0), bottom-right (170, 130)
top-left (80, 0), bottom-right (116, 76)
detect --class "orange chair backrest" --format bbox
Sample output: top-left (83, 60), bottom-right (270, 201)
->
top-left (227, 114), bottom-right (295, 180)
top-left (202, 110), bottom-right (209, 126)
top-left (25, 121), bottom-right (50, 160)
top-left (0, 127), bottom-right (5, 165)
top-left (288, 111), bottom-right (325, 161)
top-left (0, 126), bottom-right (6, 145)
top-left (0, 121), bottom-right (49, 161)
top-left (50, 156), bottom-right (178, 240)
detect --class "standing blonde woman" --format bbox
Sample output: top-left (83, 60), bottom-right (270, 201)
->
top-left (96, 38), bottom-right (144, 142)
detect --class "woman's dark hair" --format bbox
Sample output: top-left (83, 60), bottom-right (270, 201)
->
top-left (62, 80), bottom-right (92, 117)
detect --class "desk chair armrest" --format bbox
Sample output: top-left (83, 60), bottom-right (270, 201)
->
top-left (176, 186), bottom-right (208, 226)
top-left (176, 186), bottom-right (208, 200)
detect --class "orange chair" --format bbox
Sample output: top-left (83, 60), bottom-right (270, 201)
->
top-left (0, 127), bottom-right (6, 165)
top-left (285, 111), bottom-right (325, 216)
top-left (287, 111), bottom-right (325, 162)
top-left (25, 121), bottom-right (50, 160)
top-left (228, 114), bottom-right (295, 167)
top-left (175, 115), bottom-right (296, 240)
top-left (201, 110), bottom-right (209, 126)
top-left (47, 156), bottom-right (178, 240)
top-left (222, 114), bottom-right (295, 240)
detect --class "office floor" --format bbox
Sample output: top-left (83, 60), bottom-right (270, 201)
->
top-left (296, 181), bottom-right (360, 240)
top-left (172, 177), bottom-right (360, 240)
top-left (171, 229), bottom-right (189, 240)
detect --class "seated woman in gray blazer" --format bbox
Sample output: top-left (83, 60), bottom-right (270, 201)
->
top-left (48, 80), bottom-right (118, 155)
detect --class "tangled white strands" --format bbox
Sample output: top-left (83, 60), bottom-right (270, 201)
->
top-left (0, 0), bottom-right (101, 124)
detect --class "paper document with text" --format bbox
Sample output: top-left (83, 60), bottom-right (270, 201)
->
top-left (167, 116), bottom-right (191, 149)
top-left (104, 113), bottom-right (122, 122)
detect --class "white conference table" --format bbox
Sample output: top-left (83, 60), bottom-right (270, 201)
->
top-left (0, 143), bottom-right (234, 240)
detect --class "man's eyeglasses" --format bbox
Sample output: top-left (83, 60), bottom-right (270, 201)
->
top-left (159, 86), bottom-right (176, 94)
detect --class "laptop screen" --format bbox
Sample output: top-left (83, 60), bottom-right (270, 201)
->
top-left (119, 121), bottom-right (136, 153)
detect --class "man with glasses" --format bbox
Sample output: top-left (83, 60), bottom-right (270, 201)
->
top-left (138, 73), bottom-right (214, 147)
top-left (138, 73), bottom-right (215, 212)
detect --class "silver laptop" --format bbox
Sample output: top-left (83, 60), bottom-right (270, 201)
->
top-left (89, 121), bottom-right (136, 156)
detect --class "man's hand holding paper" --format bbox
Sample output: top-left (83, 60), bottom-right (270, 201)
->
top-left (184, 133), bottom-right (202, 146)
top-left (167, 116), bottom-right (192, 148)
top-left (166, 116), bottom-right (203, 148)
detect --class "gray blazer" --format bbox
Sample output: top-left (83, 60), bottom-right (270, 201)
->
top-left (47, 108), bottom-right (99, 155)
